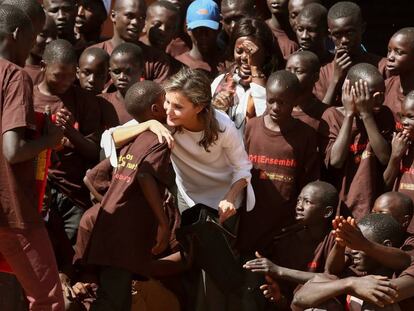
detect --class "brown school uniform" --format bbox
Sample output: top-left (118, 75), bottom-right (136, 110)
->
top-left (378, 56), bottom-right (390, 79)
top-left (394, 147), bottom-right (414, 233)
top-left (99, 92), bottom-right (133, 126)
top-left (237, 116), bottom-right (320, 253)
top-left (384, 75), bottom-right (404, 120)
top-left (396, 243), bottom-right (414, 311)
top-left (85, 158), bottom-right (113, 196)
top-left (313, 52), bottom-right (383, 106)
top-left (23, 64), bottom-right (44, 86)
top-left (292, 97), bottom-right (328, 130)
top-left (265, 21), bottom-right (299, 60)
top-left (90, 40), bottom-right (172, 83)
top-left (0, 59), bottom-right (40, 229)
top-left (318, 106), bottom-right (395, 220)
top-left (87, 131), bottom-right (172, 277)
top-left (33, 85), bottom-right (102, 209)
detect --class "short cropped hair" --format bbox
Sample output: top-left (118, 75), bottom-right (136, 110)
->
top-left (267, 70), bottom-right (301, 94)
top-left (289, 50), bottom-right (321, 73)
top-left (110, 42), bottom-right (143, 68)
top-left (298, 3), bottom-right (327, 30)
top-left (346, 63), bottom-right (383, 86)
top-left (43, 39), bottom-right (77, 65)
top-left (306, 181), bottom-right (339, 208)
top-left (327, 1), bottom-right (362, 22)
top-left (1, 0), bottom-right (44, 32)
top-left (125, 81), bottom-right (164, 118)
top-left (0, 4), bottom-right (33, 37)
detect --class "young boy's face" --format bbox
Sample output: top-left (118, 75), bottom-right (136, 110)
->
top-left (44, 62), bottom-right (77, 95)
top-left (286, 54), bottom-right (317, 92)
top-left (153, 92), bottom-right (167, 123)
top-left (78, 55), bottom-right (108, 94)
top-left (296, 15), bottom-right (325, 52)
top-left (372, 196), bottom-right (409, 228)
top-left (189, 27), bottom-right (218, 55)
top-left (109, 53), bottom-right (143, 96)
top-left (76, 0), bottom-right (106, 34)
top-left (295, 185), bottom-right (328, 225)
top-left (386, 33), bottom-right (414, 76)
top-left (328, 16), bottom-right (363, 55)
top-left (112, 0), bottom-right (146, 42)
top-left (44, 0), bottom-right (77, 38)
top-left (266, 83), bottom-right (296, 124)
top-left (267, 0), bottom-right (289, 16)
top-left (31, 17), bottom-right (57, 59)
top-left (221, 2), bottom-right (248, 36)
top-left (144, 6), bottom-right (178, 50)
top-left (399, 98), bottom-right (414, 140)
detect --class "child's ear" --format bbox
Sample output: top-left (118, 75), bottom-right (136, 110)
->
top-left (76, 67), bottom-right (80, 79)
top-left (373, 91), bottom-right (384, 105)
top-left (151, 103), bottom-right (158, 113)
top-left (324, 206), bottom-right (334, 219)
top-left (382, 239), bottom-right (393, 247)
top-left (12, 27), bottom-right (20, 41)
top-left (40, 60), bottom-right (46, 72)
top-left (403, 215), bottom-right (411, 229)
top-left (110, 10), bottom-right (116, 23)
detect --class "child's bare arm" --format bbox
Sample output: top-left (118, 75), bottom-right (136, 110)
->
top-left (325, 217), bottom-right (350, 275)
top-left (243, 252), bottom-right (316, 284)
top-left (384, 132), bottom-right (409, 190)
top-left (330, 80), bottom-right (355, 168)
top-left (353, 80), bottom-right (391, 165)
top-left (293, 275), bottom-right (398, 309)
top-left (137, 172), bottom-right (170, 255)
top-left (390, 275), bottom-right (414, 302)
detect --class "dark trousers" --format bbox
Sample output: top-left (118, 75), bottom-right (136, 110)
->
top-left (90, 266), bottom-right (132, 311)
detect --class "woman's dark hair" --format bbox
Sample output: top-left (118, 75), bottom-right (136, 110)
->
top-left (230, 17), bottom-right (281, 75)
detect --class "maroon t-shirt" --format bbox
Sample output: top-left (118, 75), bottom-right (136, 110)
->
top-left (33, 85), bottom-right (102, 209)
top-left (166, 37), bottom-right (191, 58)
top-left (23, 64), bottom-right (44, 86)
top-left (87, 131), bottom-right (173, 276)
top-left (313, 52), bottom-right (383, 106)
top-left (91, 40), bottom-right (172, 83)
top-left (265, 21), bottom-right (299, 60)
top-left (319, 106), bottom-right (395, 220)
top-left (238, 116), bottom-right (320, 253)
top-left (0, 59), bottom-right (40, 229)
top-left (291, 97), bottom-right (328, 130)
top-left (384, 75), bottom-right (404, 120)
top-left (99, 92), bottom-right (132, 126)
top-left (85, 158), bottom-right (113, 196)
top-left (395, 150), bottom-right (414, 233)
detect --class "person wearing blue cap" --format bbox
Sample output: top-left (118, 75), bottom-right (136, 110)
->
top-left (175, 0), bottom-right (225, 78)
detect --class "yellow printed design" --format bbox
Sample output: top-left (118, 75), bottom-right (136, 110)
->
top-left (259, 170), bottom-right (294, 183)
top-left (400, 183), bottom-right (414, 191)
top-left (118, 154), bottom-right (138, 170)
top-left (35, 150), bottom-right (48, 181)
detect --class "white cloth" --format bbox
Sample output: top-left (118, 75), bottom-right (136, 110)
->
top-left (211, 73), bottom-right (267, 133)
top-left (100, 111), bottom-right (255, 212)
top-left (101, 0), bottom-right (111, 15)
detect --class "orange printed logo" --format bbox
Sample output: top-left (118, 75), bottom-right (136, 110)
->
top-left (197, 9), bottom-right (208, 15)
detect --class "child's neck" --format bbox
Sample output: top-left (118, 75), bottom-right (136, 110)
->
top-left (115, 90), bottom-right (126, 101)
top-left (38, 80), bottom-right (62, 96)
top-left (399, 71), bottom-right (414, 95)
top-left (300, 222), bottom-right (329, 243)
top-left (268, 14), bottom-right (292, 35)
top-left (26, 53), bottom-right (42, 66)
top-left (264, 114), bottom-right (295, 132)
top-left (111, 33), bottom-right (126, 49)
top-left (189, 45), bottom-right (212, 63)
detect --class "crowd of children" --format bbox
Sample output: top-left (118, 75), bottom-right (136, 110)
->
top-left (2, 0), bottom-right (414, 310)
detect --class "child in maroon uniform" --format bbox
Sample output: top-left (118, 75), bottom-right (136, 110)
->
top-left (265, 0), bottom-right (299, 60)
top-left (314, 2), bottom-right (382, 106)
top-left (77, 47), bottom-right (109, 95)
top-left (295, 3), bottom-right (334, 66)
top-left (100, 43), bottom-right (144, 127)
top-left (384, 92), bottom-right (414, 232)
top-left (91, 0), bottom-right (172, 83)
top-left (0, 4), bottom-right (64, 310)
top-left (86, 81), bottom-right (172, 310)
top-left (287, 0), bottom-right (321, 30)
top-left (243, 181), bottom-right (338, 309)
top-left (43, 0), bottom-right (77, 45)
top-left (319, 63), bottom-right (394, 220)
top-left (238, 70), bottom-right (319, 257)
top-left (34, 39), bottom-right (102, 243)
top-left (24, 15), bottom-right (57, 86)
top-left (286, 50), bottom-right (327, 130)
top-left (384, 28), bottom-right (414, 119)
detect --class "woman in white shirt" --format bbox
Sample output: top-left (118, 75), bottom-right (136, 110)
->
top-left (102, 67), bottom-right (254, 223)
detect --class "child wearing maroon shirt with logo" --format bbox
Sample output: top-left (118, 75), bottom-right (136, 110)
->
top-left (238, 70), bottom-right (319, 258)
top-left (86, 81), bottom-right (173, 311)
top-left (0, 4), bottom-right (65, 310)
top-left (319, 63), bottom-right (394, 221)
top-left (34, 39), bottom-right (102, 243)
top-left (77, 47), bottom-right (109, 95)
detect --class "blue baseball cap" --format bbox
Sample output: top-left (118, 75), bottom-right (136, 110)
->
top-left (186, 0), bottom-right (220, 30)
